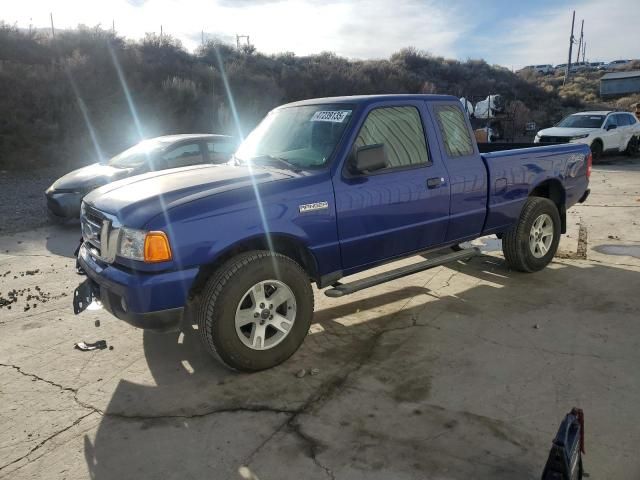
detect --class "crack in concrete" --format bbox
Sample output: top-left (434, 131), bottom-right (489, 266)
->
top-left (0, 411), bottom-right (96, 474)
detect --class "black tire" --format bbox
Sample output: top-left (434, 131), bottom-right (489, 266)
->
top-left (590, 140), bottom-right (603, 162)
top-left (197, 250), bottom-right (314, 371)
top-left (450, 244), bottom-right (463, 252)
top-left (625, 136), bottom-right (640, 157)
top-left (502, 197), bottom-right (561, 273)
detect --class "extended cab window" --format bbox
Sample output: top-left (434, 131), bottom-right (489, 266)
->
top-left (354, 106), bottom-right (429, 169)
top-left (162, 143), bottom-right (204, 168)
top-left (435, 105), bottom-right (474, 157)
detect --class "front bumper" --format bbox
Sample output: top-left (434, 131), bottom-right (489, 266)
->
top-left (45, 191), bottom-right (84, 219)
top-left (76, 244), bottom-right (198, 332)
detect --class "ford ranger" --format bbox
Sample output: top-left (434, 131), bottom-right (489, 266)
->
top-left (74, 94), bottom-right (591, 371)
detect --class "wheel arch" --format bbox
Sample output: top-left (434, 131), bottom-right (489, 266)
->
top-left (188, 234), bottom-right (319, 299)
top-left (529, 179), bottom-right (567, 233)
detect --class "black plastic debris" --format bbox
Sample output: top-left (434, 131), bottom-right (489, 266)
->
top-left (74, 340), bottom-right (108, 351)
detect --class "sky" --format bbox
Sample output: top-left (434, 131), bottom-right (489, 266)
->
top-left (2, 0), bottom-right (639, 68)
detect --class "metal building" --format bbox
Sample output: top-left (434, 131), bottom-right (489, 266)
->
top-left (600, 71), bottom-right (640, 97)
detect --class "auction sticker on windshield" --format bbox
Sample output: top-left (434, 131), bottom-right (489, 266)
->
top-left (311, 110), bottom-right (351, 122)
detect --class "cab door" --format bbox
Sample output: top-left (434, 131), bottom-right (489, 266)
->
top-left (333, 102), bottom-right (450, 273)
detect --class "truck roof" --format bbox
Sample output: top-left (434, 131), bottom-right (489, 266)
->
top-left (279, 94), bottom-right (459, 108)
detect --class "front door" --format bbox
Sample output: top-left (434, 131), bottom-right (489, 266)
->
top-left (333, 103), bottom-right (450, 273)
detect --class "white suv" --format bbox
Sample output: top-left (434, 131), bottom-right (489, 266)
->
top-left (535, 111), bottom-right (640, 159)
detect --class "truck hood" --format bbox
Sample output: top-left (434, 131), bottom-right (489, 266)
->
top-left (84, 164), bottom-right (293, 228)
top-left (50, 163), bottom-right (132, 191)
top-left (537, 127), bottom-right (596, 137)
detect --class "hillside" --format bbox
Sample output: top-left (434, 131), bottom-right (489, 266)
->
top-left (518, 65), bottom-right (640, 112)
top-left (0, 23), bottom-right (585, 170)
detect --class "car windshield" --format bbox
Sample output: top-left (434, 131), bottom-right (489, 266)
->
top-left (108, 138), bottom-right (172, 168)
top-left (556, 114), bottom-right (605, 129)
top-left (234, 104), bottom-right (354, 169)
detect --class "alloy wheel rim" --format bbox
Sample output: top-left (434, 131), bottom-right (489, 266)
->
top-left (529, 213), bottom-right (554, 258)
top-left (235, 280), bottom-right (297, 350)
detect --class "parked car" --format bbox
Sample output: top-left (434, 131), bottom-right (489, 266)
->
top-left (589, 61), bottom-right (606, 70)
top-left (45, 134), bottom-right (236, 220)
top-left (555, 63), bottom-right (568, 72)
top-left (74, 94), bottom-right (591, 371)
top-left (534, 111), bottom-right (640, 160)
top-left (604, 59), bottom-right (631, 70)
top-left (534, 64), bottom-right (554, 74)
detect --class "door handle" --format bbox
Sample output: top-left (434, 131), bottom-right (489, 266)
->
top-left (427, 177), bottom-right (445, 189)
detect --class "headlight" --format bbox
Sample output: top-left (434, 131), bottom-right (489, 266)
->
top-left (117, 227), bottom-right (172, 263)
top-left (118, 227), bottom-right (147, 261)
top-left (570, 134), bottom-right (589, 140)
top-left (80, 201), bottom-right (87, 218)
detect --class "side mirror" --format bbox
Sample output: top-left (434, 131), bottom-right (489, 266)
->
top-left (351, 144), bottom-right (388, 174)
top-left (606, 124), bottom-right (617, 131)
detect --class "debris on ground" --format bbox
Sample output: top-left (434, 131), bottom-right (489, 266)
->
top-left (608, 235), bottom-right (620, 240)
top-left (534, 324), bottom-right (540, 329)
top-left (310, 368), bottom-right (320, 376)
top-left (94, 319), bottom-right (101, 327)
top-left (295, 369), bottom-right (307, 378)
top-left (74, 340), bottom-right (108, 351)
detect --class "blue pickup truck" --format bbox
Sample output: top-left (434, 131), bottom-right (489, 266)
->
top-left (74, 94), bottom-right (591, 371)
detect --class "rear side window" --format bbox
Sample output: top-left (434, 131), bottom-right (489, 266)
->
top-left (435, 105), bottom-right (474, 157)
top-left (616, 114), bottom-right (630, 126)
top-left (354, 106), bottom-right (429, 169)
top-left (628, 114), bottom-right (638, 125)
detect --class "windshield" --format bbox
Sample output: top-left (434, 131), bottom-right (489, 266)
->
top-left (235, 104), bottom-right (354, 169)
top-left (556, 114), bottom-right (605, 129)
top-left (108, 138), bottom-right (171, 168)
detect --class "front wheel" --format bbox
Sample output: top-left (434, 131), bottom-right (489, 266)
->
top-left (502, 197), bottom-right (561, 272)
top-left (197, 251), bottom-right (314, 371)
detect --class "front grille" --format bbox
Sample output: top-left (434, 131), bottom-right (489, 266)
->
top-left (539, 136), bottom-right (571, 144)
top-left (81, 205), bottom-right (120, 263)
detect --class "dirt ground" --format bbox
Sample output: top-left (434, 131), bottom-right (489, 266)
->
top-left (1, 157), bottom-right (639, 479)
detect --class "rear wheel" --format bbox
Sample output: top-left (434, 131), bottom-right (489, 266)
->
top-left (590, 140), bottom-right (603, 162)
top-left (625, 136), bottom-right (640, 157)
top-left (502, 197), bottom-right (561, 272)
top-left (197, 250), bottom-right (314, 371)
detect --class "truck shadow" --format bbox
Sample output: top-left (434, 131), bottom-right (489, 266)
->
top-left (82, 256), bottom-right (640, 479)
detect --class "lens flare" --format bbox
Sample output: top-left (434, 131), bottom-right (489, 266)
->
top-left (213, 46), bottom-right (280, 278)
top-left (107, 42), bottom-right (145, 141)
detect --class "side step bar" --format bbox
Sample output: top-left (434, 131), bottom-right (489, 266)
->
top-left (324, 247), bottom-right (480, 298)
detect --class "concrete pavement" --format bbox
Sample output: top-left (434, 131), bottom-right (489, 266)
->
top-left (1, 157), bottom-right (639, 479)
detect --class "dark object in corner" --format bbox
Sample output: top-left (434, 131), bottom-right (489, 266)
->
top-left (541, 408), bottom-right (585, 480)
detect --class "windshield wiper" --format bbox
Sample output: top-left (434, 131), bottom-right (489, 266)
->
top-left (248, 155), bottom-right (302, 172)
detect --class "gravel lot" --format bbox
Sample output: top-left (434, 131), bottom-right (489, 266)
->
top-left (0, 167), bottom-right (70, 234)
top-left (0, 157), bottom-right (639, 479)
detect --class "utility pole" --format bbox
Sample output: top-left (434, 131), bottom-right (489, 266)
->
top-left (160, 25), bottom-right (163, 40)
top-left (50, 12), bottom-right (55, 38)
top-left (112, 19), bottom-right (115, 34)
top-left (564, 10), bottom-right (576, 85)
top-left (201, 30), bottom-right (204, 46)
top-left (576, 19), bottom-right (584, 64)
top-left (582, 41), bottom-right (586, 63)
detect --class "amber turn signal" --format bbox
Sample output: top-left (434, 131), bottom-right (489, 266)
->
top-left (144, 231), bottom-right (172, 263)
